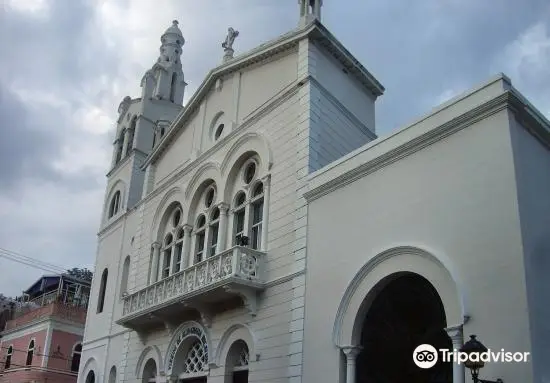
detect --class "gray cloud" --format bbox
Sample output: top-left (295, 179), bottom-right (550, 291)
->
top-left (0, 84), bottom-right (59, 189)
top-left (0, 0), bottom-right (549, 297)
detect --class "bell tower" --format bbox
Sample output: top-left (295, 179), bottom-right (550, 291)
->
top-left (299, 0), bottom-right (322, 26)
top-left (105, 20), bottom-right (187, 220)
top-left (141, 20), bottom-right (187, 104)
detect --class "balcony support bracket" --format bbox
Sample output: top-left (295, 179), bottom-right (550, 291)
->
top-left (223, 286), bottom-right (258, 316)
top-left (183, 302), bottom-right (213, 328)
top-left (136, 330), bottom-right (147, 345)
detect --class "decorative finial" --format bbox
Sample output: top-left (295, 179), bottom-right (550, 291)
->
top-left (173, 20), bottom-right (178, 26)
top-left (222, 27), bottom-right (239, 63)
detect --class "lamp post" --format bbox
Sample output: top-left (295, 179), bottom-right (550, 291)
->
top-left (459, 335), bottom-right (504, 383)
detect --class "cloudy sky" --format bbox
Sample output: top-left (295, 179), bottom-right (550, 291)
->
top-left (0, 0), bottom-right (549, 297)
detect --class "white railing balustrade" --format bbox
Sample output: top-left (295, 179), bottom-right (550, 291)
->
top-left (122, 246), bottom-right (264, 317)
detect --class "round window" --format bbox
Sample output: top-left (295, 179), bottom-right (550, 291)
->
top-left (244, 162), bottom-right (256, 184)
top-left (214, 124), bottom-right (224, 140)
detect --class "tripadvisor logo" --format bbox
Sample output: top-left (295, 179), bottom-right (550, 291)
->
top-left (413, 344), bottom-right (530, 369)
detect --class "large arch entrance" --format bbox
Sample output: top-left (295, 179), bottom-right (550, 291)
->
top-left (356, 272), bottom-right (452, 382)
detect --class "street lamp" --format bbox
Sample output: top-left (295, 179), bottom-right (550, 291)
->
top-left (460, 335), bottom-right (504, 383)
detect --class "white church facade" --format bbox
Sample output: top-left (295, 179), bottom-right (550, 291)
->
top-left (78, 1), bottom-right (549, 383)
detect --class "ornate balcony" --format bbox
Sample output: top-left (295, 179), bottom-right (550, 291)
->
top-left (117, 246), bottom-right (265, 332)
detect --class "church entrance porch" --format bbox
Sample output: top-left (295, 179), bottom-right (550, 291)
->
top-left (355, 272), bottom-right (453, 383)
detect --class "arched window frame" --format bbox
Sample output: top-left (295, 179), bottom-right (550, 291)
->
top-left (85, 370), bottom-right (96, 383)
top-left (115, 129), bottom-right (125, 164)
top-left (170, 73), bottom-right (177, 103)
top-left (126, 118), bottom-right (136, 156)
top-left (192, 184), bottom-right (219, 265)
top-left (70, 343), bottom-right (82, 372)
top-left (232, 191), bottom-right (247, 246)
top-left (194, 214), bottom-right (207, 264)
top-left (249, 181), bottom-right (264, 250)
top-left (26, 338), bottom-right (35, 366)
top-left (97, 268), bottom-right (108, 313)
top-left (208, 207), bottom-right (220, 257)
top-left (209, 111), bottom-right (226, 143)
top-left (108, 190), bottom-right (121, 219)
top-left (108, 365), bottom-right (117, 383)
top-left (230, 157), bottom-right (267, 250)
top-left (120, 256), bottom-right (131, 298)
top-left (159, 206), bottom-right (185, 280)
top-left (4, 345), bottom-right (13, 369)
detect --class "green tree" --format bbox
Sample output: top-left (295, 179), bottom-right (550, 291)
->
top-left (66, 268), bottom-right (93, 282)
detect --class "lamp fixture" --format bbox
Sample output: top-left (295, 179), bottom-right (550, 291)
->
top-left (460, 335), bottom-right (504, 383)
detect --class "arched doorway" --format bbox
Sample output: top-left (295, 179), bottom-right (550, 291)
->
top-left (85, 370), bottom-right (95, 383)
top-left (356, 272), bottom-right (452, 383)
top-left (224, 340), bottom-right (250, 383)
top-left (142, 358), bottom-right (157, 383)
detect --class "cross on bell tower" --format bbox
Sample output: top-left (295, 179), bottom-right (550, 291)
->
top-left (299, 0), bottom-right (322, 26)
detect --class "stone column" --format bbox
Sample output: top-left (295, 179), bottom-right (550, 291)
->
top-left (260, 175), bottom-right (271, 251)
top-left (341, 345), bottom-right (362, 383)
top-left (446, 325), bottom-right (465, 383)
top-left (149, 242), bottom-right (161, 284)
top-left (182, 225), bottom-right (193, 270)
top-left (216, 203), bottom-right (229, 254)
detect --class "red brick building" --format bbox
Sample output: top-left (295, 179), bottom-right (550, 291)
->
top-left (0, 275), bottom-right (90, 383)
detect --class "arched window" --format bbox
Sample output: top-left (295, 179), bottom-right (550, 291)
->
top-left (214, 124), bottom-right (224, 141)
top-left (26, 339), bottom-right (35, 366)
top-left (231, 158), bottom-right (267, 250)
top-left (233, 192), bottom-right (246, 244)
top-left (71, 343), bottom-right (82, 372)
top-left (97, 268), bottom-right (108, 313)
top-left (108, 365), bottom-right (117, 383)
top-left (85, 370), bottom-right (96, 383)
top-left (115, 130), bottom-right (124, 164)
top-left (108, 191), bottom-right (121, 219)
top-left (209, 207), bottom-right (220, 257)
top-left (162, 233), bottom-right (173, 279)
top-left (193, 184), bottom-right (220, 264)
top-left (126, 118), bottom-right (136, 156)
top-left (170, 73), bottom-right (177, 102)
top-left (4, 345), bottom-right (12, 369)
top-left (158, 206), bottom-right (185, 280)
top-left (250, 182), bottom-right (264, 250)
top-left (194, 214), bottom-right (206, 264)
top-left (120, 256), bottom-right (130, 297)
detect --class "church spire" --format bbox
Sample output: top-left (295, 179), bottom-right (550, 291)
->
top-left (158, 20), bottom-right (184, 66)
top-left (299, 0), bottom-right (322, 26)
top-left (141, 20), bottom-right (187, 104)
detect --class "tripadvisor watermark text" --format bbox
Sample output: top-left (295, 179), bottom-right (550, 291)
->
top-left (413, 344), bottom-right (530, 369)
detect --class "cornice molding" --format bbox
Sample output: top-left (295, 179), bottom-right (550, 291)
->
top-left (305, 90), bottom-right (549, 202)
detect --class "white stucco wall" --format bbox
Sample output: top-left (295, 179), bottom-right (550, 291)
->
top-left (303, 79), bottom-right (535, 383)
top-left (509, 115), bottom-right (550, 383)
top-left (310, 42), bottom-right (376, 132)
